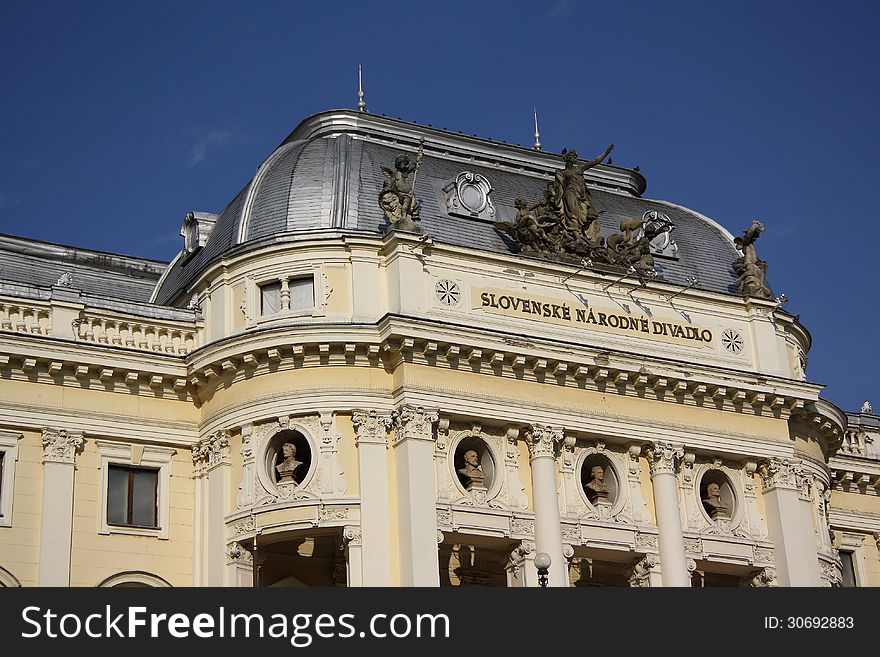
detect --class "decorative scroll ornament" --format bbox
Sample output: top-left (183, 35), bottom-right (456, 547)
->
top-left (226, 542), bottom-right (253, 566)
top-left (444, 171), bottom-right (496, 220)
top-left (352, 409), bottom-right (393, 446)
top-left (379, 139), bottom-right (425, 234)
top-left (645, 442), bottom-right (683, 476)
top-left (342, 525), bottom-right (362, 546)
top-left (733, 220), bottom-right (774, 299)
top-left (41, 428), bottom-right (84, 464)
top-left (749, 568), bottom-right (777, 587)
top-left (523, 424), bottom-right (564, 459)
top-left (629, 553), bottom-right (661, 587)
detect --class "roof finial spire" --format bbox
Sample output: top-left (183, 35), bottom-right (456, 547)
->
top-left (533, 106), bottom-right (541, 151)
top-left (357, 64), bottom-right (366, 113)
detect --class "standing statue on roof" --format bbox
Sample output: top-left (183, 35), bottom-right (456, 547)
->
top-left (379, 138), bottom-right (425, 233)
top-left (733, 220), bottom-right (774, 300)
top-left (550, 144), bottom-right (614, 244)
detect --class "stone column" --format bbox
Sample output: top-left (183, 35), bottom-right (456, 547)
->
top-left (523, 425), bottom-right (567, 587)
top-left (645, 442), bottom-right (690, 587)
top-left (192, 431), bottom-right (231, 586)
top-left (392, 406), bottom-right (440, 586)
top-left (352, 410), bottom-right (393, 586)
top-left (758, 458), bottom-right (821, 586)
top-left (38, 428), bottom-right (84, 586)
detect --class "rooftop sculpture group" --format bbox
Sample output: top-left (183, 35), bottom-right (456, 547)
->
top-left (378, 141), bottom-right (773, 297)
top-left (496, 145), bottom-right (674, 280)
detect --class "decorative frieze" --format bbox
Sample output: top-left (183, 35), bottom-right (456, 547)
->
top-left (645, 442), bottom-right (683, 476)
top-left (318, 505), bottom-right (351, 522)
top-left (229, 516), bottom-right (256, 536)
top-left (754, 547), bottom-right (775, 564)
top-left (436, 509), bottom-right (452, 528)
top-left (523, 424), bottom-right (563, 460)
top-left (41, 428), bottom-right (84, 464)
top-left (683, 537), bottom-right (703, 556)
top-left (392, 406), bottom-right (438, 444)
top-left (635, 532), bottom-right (659, 551)
top-left (510, 517), bottom-right (535, 536)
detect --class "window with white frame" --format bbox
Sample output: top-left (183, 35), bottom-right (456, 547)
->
top-left (838, 531), bottom-right (870, 587)
top-left (260, 281), bottom-right (283, 315)
top-left (107, 465), bottom-right (159, 528)
top-left (0, 431), bottom-right (23, 528)
top-left (259, 275), bottom-right (315, 317)
top-left (97, 440), bottom-right (175, 539)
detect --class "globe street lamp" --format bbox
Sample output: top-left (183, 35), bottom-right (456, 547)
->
top-left (535, 552), bottom-right (551, 588)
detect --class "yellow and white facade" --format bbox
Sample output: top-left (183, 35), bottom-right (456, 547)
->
top-left (0, 110), bottom-right (876, 587)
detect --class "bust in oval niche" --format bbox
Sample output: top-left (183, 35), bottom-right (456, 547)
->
top-left (581, 455), bottom-right (618, 508)
top-left (275, 442), bottom-right (304, 484)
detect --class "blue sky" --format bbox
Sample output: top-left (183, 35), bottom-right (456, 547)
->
top-left (1, 1), bottom-right (878, 412)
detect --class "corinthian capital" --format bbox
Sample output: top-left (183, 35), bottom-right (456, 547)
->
top-left (41, 428), bottom-right (84, 464)
top-left (523, 424), bottom-right (564, 460)
top-left (192, 430), bottom-right (231, 474)
top-left (645, 442), bottom-right (683, 476)
top-left (352, 409), bottom-right (393, 447)
top-left (758, 458), bottom-right (802, 492)
top-left (392, 405), bottom-right (439, 444)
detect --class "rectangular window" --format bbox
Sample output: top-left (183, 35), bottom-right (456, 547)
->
top-left (260, 281), bottom-right (283, 315)
top-left (840, 551), bottom-right (857, 587)
top-left (289, 276), bottom-right (315, 311)
top-left (107, 465), bottom-right (158, 528)
top-left (0, 451), bottom-right (4, 517)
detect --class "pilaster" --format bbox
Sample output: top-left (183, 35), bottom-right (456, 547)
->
top-left (392, 405), bottom-right (440, 586)
top-left (758, 458), bottom-right (821, 586)
top-left (352, 409), bottom-right (393, 586)
top-left (38, 428), bottom-right (84, 586)
top-left (192, 430), bottom-right (231, 586)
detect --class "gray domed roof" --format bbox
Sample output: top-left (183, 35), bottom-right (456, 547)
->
top-left (153, 110), bottom-right (745, 306)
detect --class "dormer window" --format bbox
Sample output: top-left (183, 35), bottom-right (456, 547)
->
top-left (180, 211), bottom-right (218, 256)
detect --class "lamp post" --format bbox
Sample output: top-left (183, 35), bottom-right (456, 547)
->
top-left (535, 552), bottom-right (551, 588)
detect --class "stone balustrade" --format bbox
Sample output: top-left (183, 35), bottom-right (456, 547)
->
top-left (0, 300), bottom-right (52, 336)
top-left (75, 311), bottom-right (200, 356)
